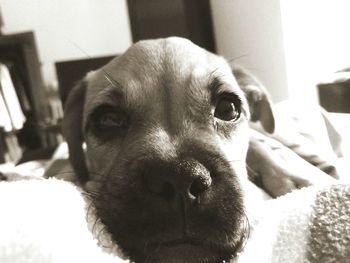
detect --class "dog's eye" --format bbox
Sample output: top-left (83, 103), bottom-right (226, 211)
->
top-left (214, 98), bottom-right (240, 121)
top-left (90, 106), bottom-right (129, 135)
top-left (98, 112), bottom-right (127, 129)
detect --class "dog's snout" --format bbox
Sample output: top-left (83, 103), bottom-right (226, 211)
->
top-left (144, 159), bottom-right (212, 201)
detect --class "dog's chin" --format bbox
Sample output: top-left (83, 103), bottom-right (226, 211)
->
top-left (122, 233), bottom-right (246, 263)
top-left (131, 242), bottom-right (234, 263)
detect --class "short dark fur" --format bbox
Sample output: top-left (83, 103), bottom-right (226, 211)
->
top-left (93, 143), bottom-right (248, 262)
top-left (62, 80), bottom-right (89, 183)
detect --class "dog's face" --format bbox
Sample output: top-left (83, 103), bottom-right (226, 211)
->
top-left (63, 37), bottom-right (274, 262)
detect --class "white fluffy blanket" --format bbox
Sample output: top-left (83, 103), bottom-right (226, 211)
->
top-left (238, 183), bottom-right (350, 263)
top-left (1, 178), bottom-right (350, 263)
top-left (0, 179), bottom-right (125, 263)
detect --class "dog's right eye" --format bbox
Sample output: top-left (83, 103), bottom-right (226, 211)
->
top-left (89, 106), bottom-right (129, 136)
top-left (98, 112), bottom-right (127, 129)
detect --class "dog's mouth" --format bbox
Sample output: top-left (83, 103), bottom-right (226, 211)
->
top-left (137, 235), bottom-right (243, 263)
top-left (110, 213), bottom-right (249, 263)
top-left (153, 236), bottom-right (231, 252)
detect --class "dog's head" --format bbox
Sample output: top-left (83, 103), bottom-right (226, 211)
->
top-left (63, 37), bottom-right (274, 262)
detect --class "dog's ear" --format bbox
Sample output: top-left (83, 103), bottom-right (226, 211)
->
top-left (232, 65), bottom-right (275, 133)
top-left (62, 80), bottom-right (89, 184)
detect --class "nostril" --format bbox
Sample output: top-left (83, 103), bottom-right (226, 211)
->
top-left (189, 174), bottom-right (212, 197)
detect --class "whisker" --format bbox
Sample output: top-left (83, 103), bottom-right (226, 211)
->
top-left (227, 159), bottom-right (245, 163)
top-left (208, 53), bottom-right (251, 82)
top-left (47, 170), bottom-right (107, 179)
top-left (91, 216), bottom-right (102, 235)
top-left (67, 39), bottom-right (93, 59)
top-left (85, 199), bottom-right (95, 223)
top-left (226, 53), bottom-right (251, 65)
top-left (45, 170), bottom-right (76, 177)
top-left (81, 191), bottom-right (97, 198)
top-left (96, 224), bottom-right (108, 243)
top-left (237, 211), bottom-right (251, 255)
top-left (101, 244), bottom-right (112, 249)
top-left (68, 38), bottom-right (122, 93)
top-left (82, 189), bottom-right (100, 197)
top-left (102, 71), bottom-right (122, 88)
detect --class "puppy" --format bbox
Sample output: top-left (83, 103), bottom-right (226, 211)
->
top-left (62, 37), bottom-right (274, 263)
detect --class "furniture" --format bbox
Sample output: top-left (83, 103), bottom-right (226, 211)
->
top-left (0, 32), bottom-right (51, 163)
top-left (127, 0), bottom-right (216, 53)
top-left (55, 56), bottom-right (115, 105)
top-left (318, 79), bottom-right (350, 113)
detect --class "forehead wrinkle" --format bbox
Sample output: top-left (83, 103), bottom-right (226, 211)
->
top-left (161, 49), bottom-right (229, 135)
top-left (184, 68), bottom-right (212, 116)
top-left (185, 52), bottom-right (240, 100)
top-left (112, 51), bottom-right (166, 112)
top-left (209, 77), bottom-right (240, 97)
top-left (209, 66), bottom-right (244, 96)
top-left (183, 61), bottom-right (241, 115)
top-left (86, 84), bottom-right (124, 110)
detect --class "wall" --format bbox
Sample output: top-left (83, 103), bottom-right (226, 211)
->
top-left (211, 0), bottom-right (350, 105)
top-left (0, 0), bottom-right (132, 87)
top-left (210, 0), bottom-right (288, 103)
top-left (280, 0), bottom-right (350, 105)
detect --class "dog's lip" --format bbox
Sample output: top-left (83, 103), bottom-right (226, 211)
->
top-left (155, 235), bottom-right (234, 255)
top-left (143, 235), bottom-right (238, 262)
top-left (139, 236), bottom-right (236, 263)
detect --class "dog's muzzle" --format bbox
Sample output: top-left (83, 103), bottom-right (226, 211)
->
top-left (92, 142), bottom-right (248, 263)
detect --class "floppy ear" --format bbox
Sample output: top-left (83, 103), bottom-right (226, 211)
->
top-left (62, 80), bottom-right (89, 184)
top-left (232, 65), bottom-right (275, 133)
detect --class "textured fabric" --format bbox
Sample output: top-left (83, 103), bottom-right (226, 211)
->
top-left (236, 183), bottom-right (350, 263)
top-left (272, 101), bottom-right (343, 178)
top-left (308, 184), bottom-right (350, 262)
top-left (236, 186), bottom-right (319, 263)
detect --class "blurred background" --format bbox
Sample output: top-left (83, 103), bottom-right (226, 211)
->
top-left (0, 0), bottom-right (349, 165)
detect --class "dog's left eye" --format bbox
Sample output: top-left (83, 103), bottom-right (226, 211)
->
top-left (214, 98), bottom-right (240, 121)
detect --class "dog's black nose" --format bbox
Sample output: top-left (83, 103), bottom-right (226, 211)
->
top-left (144, 159), bottom-right (212, 201)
